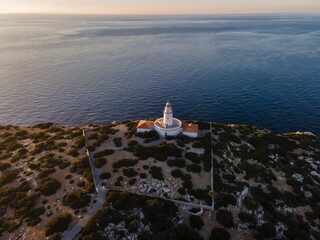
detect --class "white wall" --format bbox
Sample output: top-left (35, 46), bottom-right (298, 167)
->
top-left (183, 131), bottom-right (198, 138)
top-left (136, 128), bottom-right (152, 133)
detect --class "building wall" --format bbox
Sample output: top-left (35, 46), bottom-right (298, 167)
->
top-left (183, 131), bottom-right (198, 138)
top-left (155, 127), bottom-right (182, 137)
top-left (136, 128), bottom-right (152, 133)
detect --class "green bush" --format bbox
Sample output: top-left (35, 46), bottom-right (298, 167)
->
top-left (257, 223), bottom-right (276, 239)
top-left (33, 122), bottom-right (54, 129)
top-left (113, 138), bottom-right (122, 147)
top-left (182, 181), bottom-right (193, 189)
top-left (129, 178), bottom-right (137, 185)
top-left (70, 156), bottom-right (93, 182)
top-left (62, 190), bottom-right (91, 209)
top-left (6, 141), bottom-right (22, 152)
top-left (68, 149), bottom-right (79, 157)
top-left (127, 140), bottom-right (138, 146)
top-left (189, 215), bottom-right (204, 230)
top-left (186, 164), bottom-right (202, 173)
top-left (192, 142), bottom-right (203, 148)
top-left (113, 159), bottom-right (138, 169)
top-left (238, 212), bottom-right (256, 223)
top-left (140, 173), bottom-right (147, 179)
top-left (185, 152), bottom-right (199, 163)
top-left (167, 158), bottom-right (186, 168)
top-left (171, 169), bottom-right (183, 178)
top-left (44, 213), bottom-right (72, 236)
top-left (0, 162), bottom-right (11, 171)
top-left (38, 168), bottom-right (56, 178)
top-left (15, 130), bottom-right (28, 137)
top-left (84, 182), bottom-right (95, 193)
top-left (178, 188), bottom-right (186, 195)
top-left (93, 149), bottom-right (115, 158)
top-left (216, 210), bottom-right (234, 228)
top-left (149, 166), bottom-right (164, 180)
top-left (100, 172), bottom-right (111, 180)
top-left (123, 168), bottom-right (138, 178)
top-left (94, 157), bottom-right (106, 168)
top-left (74, 136), bottom-right (85, 149)
top-left (181, 174), bottom-right (192, 181)
top-left (210, 228), bottom-right (230, 240)
top-left (36, 177), bottom-right (61, 196)
top-left (0, 170), bottom-right (19, 186)
top-left (136, 130), bottom-right (159, 143)
top-left (219, 132), bottom-right (241, 144)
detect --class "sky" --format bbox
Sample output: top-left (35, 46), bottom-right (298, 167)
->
top-left (0, 0), bottom-right (319, 14)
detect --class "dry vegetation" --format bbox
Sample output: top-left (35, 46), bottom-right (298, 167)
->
top-left (1, 121), bottom-right (319, 240)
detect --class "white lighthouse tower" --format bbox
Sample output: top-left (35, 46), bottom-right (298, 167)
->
top-left (163, 101), bottom-right (173, 127)
top-left (136, 100), bottom-right (199, 137)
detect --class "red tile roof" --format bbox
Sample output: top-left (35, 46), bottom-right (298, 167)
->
top-left (137, 120), bottom-right (154, 129)
top-left (182, 123), bottom-right (199, 133)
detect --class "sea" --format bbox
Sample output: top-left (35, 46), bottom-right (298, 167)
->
top-left (0, 14), bottom-right (319, 135)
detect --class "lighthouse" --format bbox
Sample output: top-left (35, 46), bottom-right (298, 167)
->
top-left (163, 101), bottom-right (173, 127)
top-left (137, 100), bottom-right (198, 137)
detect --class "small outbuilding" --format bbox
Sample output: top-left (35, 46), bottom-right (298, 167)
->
top-left (136, 120), bottom-right (154, 133)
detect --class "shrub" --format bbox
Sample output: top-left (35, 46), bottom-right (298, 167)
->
top-left (68, 149), bottom-right (79, 157)
top-left (216, 210), bottom-right (234, 228)
top-left (99, 172), bottom-right (111, 180)
top-left (88, 133), bottom-right (98, 140)
top-left (59, 160), bottom-right (70, 169)
top-left (210, 228), bottom-right (230, 240)
top-left (186, 164), bottom-right (202, 173)
top-left (113, 159), bottom-right (138, 169)
top-left (70, 156), bottom-right (93, 182)
top-left (185, 152), bottom-right (199, 162)
top-left (33, 122), bottom-right (54, 129)
top-left (65, 174), bottom-right (72, 179)
top-left (62, 190), bottom-right (91, 209)
top-left (127, 140), bottom-right (138, 146)
top-left (140, 173), bottom-right (147, 179)
top-left (189, 215), bottom-right (204, 230)
top-left (6, 141), bottom-right (22, 152)
top-left (219, 132), bottom-right (241, 144)
top-left (182, 181), bottom-right (193, 189)
top-left (257, 223), bottom-right (276, 239)
top-left (84, 182), bottom-right (95, 193)
top-left (174, 224), bottom-right (203, 240)
top-left (44, 213), bottom-right (72, 236)
top-left (178, 188), bottom-right (186, 195)
top-left (0, 170), bottom-right (19, 186)
top-left (238, 212), bottom-right (256, 223)
top-left (93, 149), bottom-right (115, 158)
top-left (74, 136), bottom-right (85, 149)
top-left (123, 168), bottom-right (138, 178)
top-left (129, 178), bottom-right (137, 185)
top-left (136, 130), bottom-right (159, 143)
top-left (94, 157), bottom-right (106, 168)
top-left (149, 166), bottom-right (164, 180)
top-left (192, 142), bottom-right (203, 148)
top-left (15, 130), bottom-right (28, 137)
top-left (113, 138), bottom-right (122, 147)
top-left (36, 178), bottom-right (61, 196)
top-left (181, 174), bottom-right (192, 181)
top-left (171, 169), bottom-right (183, 178)
top-left (38, 168), bottom-right (56, 179)
top-left (167, 158), bottom-right (186, 168)
top-left (0, 162), bottom-right (11, 171)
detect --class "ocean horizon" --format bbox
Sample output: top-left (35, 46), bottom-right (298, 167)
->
top-left (0, 14), bottom-right (319, 135)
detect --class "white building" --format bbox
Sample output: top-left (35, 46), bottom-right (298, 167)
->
top-left (136, 101), bottom-right (199, 138)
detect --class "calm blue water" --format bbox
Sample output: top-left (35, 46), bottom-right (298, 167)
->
top-left (0, 14), bottom-right (319, 135)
